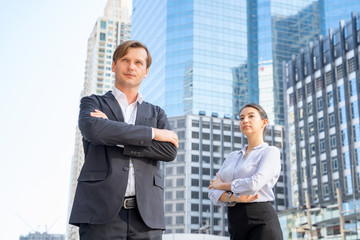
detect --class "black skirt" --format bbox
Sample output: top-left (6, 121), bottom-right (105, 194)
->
top-left (227, 201), bottom-right (283, 240)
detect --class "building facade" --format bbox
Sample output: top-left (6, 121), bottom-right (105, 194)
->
top-left (132, 0), bottom-right (249, 118)
top-left (164, 114), bottom-right (286, 235)
top-left (66, 1), bottom-right (131, 239)
top-left (19, 232), bottom-right (64, 240)
top-left (284, 12), bottom-right (360, 239)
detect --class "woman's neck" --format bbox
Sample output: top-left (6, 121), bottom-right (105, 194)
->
top-left (246, 136), bottom-right (264, 151)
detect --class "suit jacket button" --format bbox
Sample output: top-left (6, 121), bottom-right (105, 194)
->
top-left (123, 167), bottom-right (129, 171)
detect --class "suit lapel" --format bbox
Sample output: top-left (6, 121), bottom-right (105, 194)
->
top-left (135, 101), bottom-right (147, 125)
top-left (103, 91), bottom-right (124, 122)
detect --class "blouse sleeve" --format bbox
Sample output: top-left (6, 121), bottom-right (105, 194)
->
top-left (231, 147), bottom-right (281, 195)
top-left (208, 155), bottom-right (231, 206)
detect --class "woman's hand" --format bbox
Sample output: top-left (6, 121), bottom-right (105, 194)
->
top-left (90, 109), bottom-right (108, 119)
top-left (209, 173), bottom-right (231, 191)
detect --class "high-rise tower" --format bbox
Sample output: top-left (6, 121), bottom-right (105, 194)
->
top-left (66, 1), bottom-right (131, 239)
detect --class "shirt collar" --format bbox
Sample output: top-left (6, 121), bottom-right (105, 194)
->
top-left (239, 142), bottom-right (269, 154)
top-left (112, 87), bottom-right (144, 104)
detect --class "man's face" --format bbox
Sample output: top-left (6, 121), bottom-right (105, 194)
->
top-left (112, 47), bottom-right (149, 90)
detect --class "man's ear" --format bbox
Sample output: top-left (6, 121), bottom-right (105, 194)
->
top-left (143, 68), bottom-right (149, 78)
top-left (112, 61), bottom-right (116, 72)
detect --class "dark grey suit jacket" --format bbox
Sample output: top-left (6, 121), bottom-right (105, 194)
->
top-left (69, 91), bottom-right (177, 229)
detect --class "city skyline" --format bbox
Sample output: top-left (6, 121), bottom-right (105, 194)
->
top-left (1, 0), bottom-right (360, 239)
top-left (0, 1), bottom-right (108, 239)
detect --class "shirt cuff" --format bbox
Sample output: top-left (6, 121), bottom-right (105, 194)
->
top-left (151, 127), bottom-right (155, 139)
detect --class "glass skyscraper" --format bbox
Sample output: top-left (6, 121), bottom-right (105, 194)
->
top-left (132, 0), bottom-right (248, 118)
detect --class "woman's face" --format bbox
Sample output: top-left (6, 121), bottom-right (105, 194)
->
top-left (239, 107), bottom-right (268, 136)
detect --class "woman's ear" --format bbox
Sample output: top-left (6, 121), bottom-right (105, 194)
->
top-left (262, 118), bottom-right (269, 128)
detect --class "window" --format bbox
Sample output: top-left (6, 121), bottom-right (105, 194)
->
top-left (192, 120), bottom-right (199, 127)
top-left (176, 178), bottom-right (184, 187)
top-left (289, 93), bottom-right (294, 106)
top-left (323, 183), bottom-right (330, 196)
top-left (348, 57), bottom-right (355, 73)
top-left (176, 203), bottom-right (184, 211)
top-left (178, 119), bottom-right (185, 128)
top-left (356, 148), bottom-right (360, 166)
top-left (321, 160), bottom-right (327, 174)
top-left (329, 113), bottom-right (335, 127)
top-left (334, 180), bottom-right (340, 196)
top-left (192, 143), bottom-right (199, 150)
top-left (202, 122), bottom-right (210, 128)
top-left (177, 166), bottom-right (184, 174)
top-left (309, 122), bottom-right (314, 136)
top-left (165, 204), bottom-right (172, 212)
top-left (311, 164), bottom-right (317, 177)
top-left (191, 216), bottom-right (199, 224)
top-left (306, 83), bottom-right (312, 96)
top-left (330, 134), bottom-right (337, 149)
top-left (310, 143), bottom-right (316, 156)
top-left (166, 179), bottom-right (173, 187)
top-left (342, 130), bottom-right (348, 146)
top-left (176, 216), bottom-right (184, 224)
top-left (338, 85), bottom-right (345, 102)
top-left (354, 124), bottom-right (360, 142)
top-left (299, 127), bottom-right (304, 141)
top-left (350, 79), bottom-right (357, 96)
top-left (332, 157), bottom-right (338, 171)
top-left (336, 65), bottom-right (343, 80)
top-left (297, 88), bottom-right (303, 102)
top-left (100, 33), bottom-right (106, 41)
top-left (224, 124), bottom-right (231, 131)
top-left (325, 70), bottom-right (333, 85)
top-left (352, 101), bottom-right (359, 119)
top-left (308, 102), bottom-right (313, 115)
top-left (213, 123), bottom-right (220, 130)
top-left (165, 191), bottom-right (172, 200)
top-left (318, 118), bottom-right (324, 132)
top-left (320, 139), bottom-right (326, 153)
top-left (192, 178), bottom-right (199, 186)
top-left (340, 107), bottom-right (347, 124)
top-left (316, 77), bottom-right (322, 91)
top-left (317, 97), bottom-right (323, 111)
top-left (191, 191), bottom-right (199, 199)
top-left (192, 155), bottom-right (199, 162)
top-left (165, 216), bottom-right (172, 225)
top-left (191, 204), bottom-right (199, 211)
top-left (192, 132), bottom-right (199, 139)
top-left (343, 152), bottom-right (350, 169)
top-left (100, 20), bottom-right (106, 29)
top-left (166, 167), bottom-right (173, 174)
top-left (327, 91), bottom-right (333, 107)
top-left (345, 175), bottom-right (353, 194)
top-left (191, 167), bottom-right (199, 174)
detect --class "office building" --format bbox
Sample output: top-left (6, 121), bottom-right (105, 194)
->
top-left (66, 1), bottom-right (131, 239)
top-left (164, 114), bottom-right (286, 235)
top-left (283, 12), bottom-right (360, 239)
top-left (19, 232), bottom-right (64, 240)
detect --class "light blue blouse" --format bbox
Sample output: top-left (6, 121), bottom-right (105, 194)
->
top-left (208, 142), bottom-right (281, 205)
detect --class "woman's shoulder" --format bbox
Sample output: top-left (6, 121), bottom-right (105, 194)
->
top-left (262, 145), bottom-right (280, 156)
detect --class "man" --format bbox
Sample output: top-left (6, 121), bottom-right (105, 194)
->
top-left (69, 40), bottom-right (178, 240)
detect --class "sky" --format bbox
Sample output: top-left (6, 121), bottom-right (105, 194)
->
top-left (0, 0), bottom-right (108, 239)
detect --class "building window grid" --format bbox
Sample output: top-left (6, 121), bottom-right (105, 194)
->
top-left (336, 65), bottom-right (343, 80)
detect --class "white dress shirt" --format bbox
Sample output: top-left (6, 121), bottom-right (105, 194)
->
top-left (208, 142), bottom-right (281, 205)
top-left (112, 87), bottom-right (143, 197)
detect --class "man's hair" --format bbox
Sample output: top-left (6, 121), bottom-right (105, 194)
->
top-left (239, 103), bottom-right (268, 135)
top-left (112, 40), bottom-right (152, 68)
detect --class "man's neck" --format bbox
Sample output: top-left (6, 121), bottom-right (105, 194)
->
top-left (115, 86), bottom-right (139, 104)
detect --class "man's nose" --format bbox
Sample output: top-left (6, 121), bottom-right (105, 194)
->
top-left (128, 61), bottom-right (135, 70)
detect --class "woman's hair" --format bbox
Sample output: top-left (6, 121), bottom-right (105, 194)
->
top-left (239, 103), bottom-right (268, 135)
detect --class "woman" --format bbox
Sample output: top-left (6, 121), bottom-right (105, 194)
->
top-left (208, 103), bottom-right (283, 240)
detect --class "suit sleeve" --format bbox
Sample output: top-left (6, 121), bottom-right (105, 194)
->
top-left (78, 95), bottom-right (153, 146)
top-left (123, 107), bottom-right (177, 162)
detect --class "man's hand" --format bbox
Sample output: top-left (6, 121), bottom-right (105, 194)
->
top-left (232, 194), bottom-right (259, 203)
top-left (90, 109), bottom-right (108, 119)
top-left (153, 128), bottom-right (179, 148)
